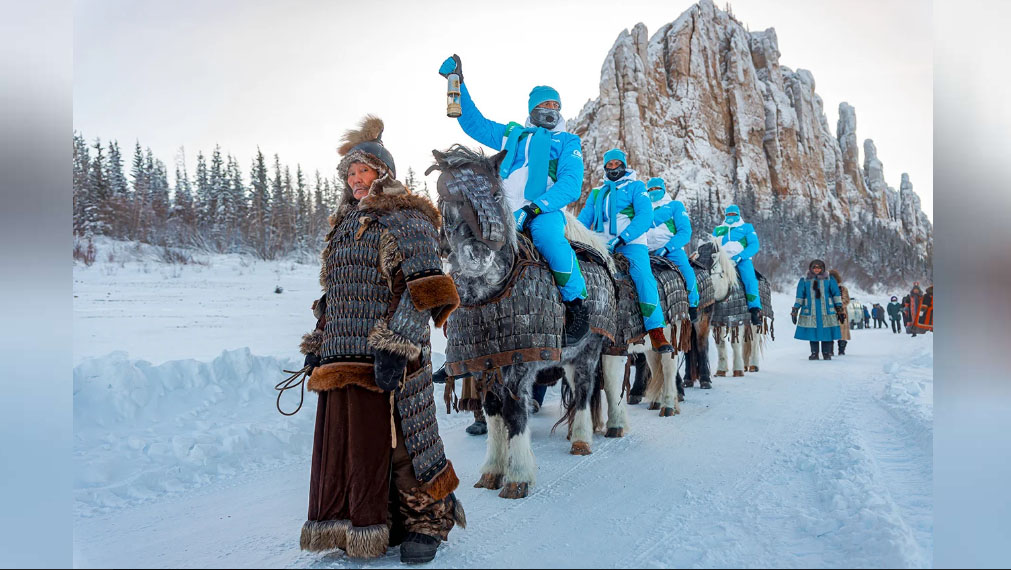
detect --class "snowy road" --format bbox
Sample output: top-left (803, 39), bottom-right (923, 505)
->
top-left (74, 292), bottom-right (932, 568)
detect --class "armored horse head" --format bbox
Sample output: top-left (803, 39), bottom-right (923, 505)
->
top-left (427, 144), bottom-right (612, 499)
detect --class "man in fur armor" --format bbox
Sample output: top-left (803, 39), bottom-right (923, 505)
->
top-left (299, 116), bottom-right (465, 564)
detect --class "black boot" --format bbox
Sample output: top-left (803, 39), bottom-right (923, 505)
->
top-left (400, 532), bottom-right (441, 564)
top-left (822, 352), bottom-right (832, 361)
top-left (562, 298), bottom-right (590, 346)
top-left (466, 410), bottom-right (487, 436)
top-left (837, 340), bottom-right (847, 356)
top-left (628, 353), bottom-right (648, 404)
top-left (432, 363), bottom-right (448, 384)
top-left (749, 307), bottom-right (762, 326)
top-left (809, 352), bottom-right (819, 360)
top-left (689, 306), bottom-right (699, 323)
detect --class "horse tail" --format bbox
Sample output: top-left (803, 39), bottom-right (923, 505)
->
top-left (551, 378), bottom-right (575, 437)
top-left (591, 362), bottom-right (604, 433)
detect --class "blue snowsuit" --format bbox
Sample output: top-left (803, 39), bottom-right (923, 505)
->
top-left (454, 82), bottom-right (586, 301)
top-left (712, 206), bottom-right (762, 310)
top-left (793, 275), bottom-right (844, 341)
top-left (577, 170), bottom-right (666, 330)
top-left (644, 180), bottom-right (698, 308)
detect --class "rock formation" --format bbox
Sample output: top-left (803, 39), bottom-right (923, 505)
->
top-left (568, 0), bottom-right (932, 288)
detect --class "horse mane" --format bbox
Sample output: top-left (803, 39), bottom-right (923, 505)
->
top-left (711, 236), bottom-right (741, 292)
top-left (562, 210), bottom-right (615, 273)
top-left (430, 144), bottom-right (517, 253)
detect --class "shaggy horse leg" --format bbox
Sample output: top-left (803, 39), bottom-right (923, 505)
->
top-left (647, 350), bottom-right (679, 416)
top-left (731, 325), bottom-right (745, 375)
top-left (564, 362), bottom-right (593, 454)
top-left (475, 393), bottom-right (507, 490)
top-left (714, 329), bottom-right (729, 376)
top-left (600, 354), bottom-right (628, 437)
top-left (694, 320), bottom-right (712, 383)
top-left (499, 374), bottom-right (535, 499)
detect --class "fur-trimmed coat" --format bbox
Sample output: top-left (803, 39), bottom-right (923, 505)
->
top-left (830, 270), bottom-right (851, 341)
top-left (298, 172), bottom-right (463, 557)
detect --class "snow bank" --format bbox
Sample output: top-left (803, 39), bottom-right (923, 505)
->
top-left (73, 349), bottom-right (315, 516)
top-left (880, 345), bottom-right (933, 439)
top-left (73, 347), bottom-right (448, 517)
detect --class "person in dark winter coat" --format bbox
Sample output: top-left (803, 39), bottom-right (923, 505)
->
top-left (828, 269), bottom-right (850, 356)
top-left (887, 296), bottom-right (903, 333)
top-left (862, 305), bottom-right (871, 328)
top-left (791, 260), bottom-right (845, 360)
top-left (905, 283), bottom-right (927, 336)
top-left (298, 116), bottom-right (465, 564)
top-left (872, 304), bottom-right (886, 328)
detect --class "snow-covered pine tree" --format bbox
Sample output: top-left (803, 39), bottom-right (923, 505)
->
top-left (268, 154), bottom-right (288, 258)
top-left (149, 158), bottom-right (170, 224)
top-left (88, 138), bottom-right (112, 236)
top-left (171, 147), bottom-right (196, 239)
top-left (105, 140), bottom-right (130, 238)
top-left (225, 154), bottom-right (247, 251)
top-left (193, 151), bottom-right (210, 241)
top-left (282, 165), bottom-right (296, 253)
top-left (73, 132), bottom-right (92, 236)
top-left (207, 146), bottom-right (226, 248)
top-left (248, 148), bottom-right (270, 258)
top-left (295, 165), bottom-right (309, 247)
top-left (311, 169), bottom-right (326, 246)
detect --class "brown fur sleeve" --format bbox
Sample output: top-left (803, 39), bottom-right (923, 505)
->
top-left (406, 274), bottom-right (460, 328)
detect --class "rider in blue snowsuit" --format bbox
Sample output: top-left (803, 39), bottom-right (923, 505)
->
top-left (712, 204), bottom-right (763, 325)
top-left (439, 54), bottom-right (589, 345)
top-left (577, 149), bottom-right (673, 353)
top-left (644, 177), bottom-right (700, 321)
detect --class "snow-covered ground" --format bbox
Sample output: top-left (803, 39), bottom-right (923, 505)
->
top-left (73, 242), bottom-right (933, 568)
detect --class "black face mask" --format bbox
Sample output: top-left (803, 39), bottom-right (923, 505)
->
top-left (529, 107), bottom-right (561, 130)
top-left (605, 166), bottom-right (626, 181)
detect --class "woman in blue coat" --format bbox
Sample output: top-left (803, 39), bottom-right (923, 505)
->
top-left (790, 259), bottom-right (846, 360)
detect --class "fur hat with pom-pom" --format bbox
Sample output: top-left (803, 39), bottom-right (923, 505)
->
top-left (337, 115), bottom-right (397, 183)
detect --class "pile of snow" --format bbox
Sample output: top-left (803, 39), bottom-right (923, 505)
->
top-left (880, 345), bottom-right (934, 441)
top-left (73, 348), bottom-right (315, 516)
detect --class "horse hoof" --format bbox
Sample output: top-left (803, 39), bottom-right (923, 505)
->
top-left (733, 370), bottom-right (745, 377)
top-left (677, 394), bottom-right (685, 402)
top-left (570, 441), bottom-right (592, 455)
top-left (474, 473), bottom-right (503, 490)
top-left (604, 427), bottom-right (624, 438)
top-left (748, 365), bottom-right (759, 372)
top-left (700, 380), bottom-right (712, 389)
top-left (647, 402), bottom-right (661, 410)
top-left (660, 407), bottom-right (676, 417)
top-left (627, 395), bottom-right (642, 405)
top-left (715, 370), bottom-right (727, 377)
top-left (498, 482), bottom-right (529, 499)
top-left (684, 380), bottom-right (695, 388)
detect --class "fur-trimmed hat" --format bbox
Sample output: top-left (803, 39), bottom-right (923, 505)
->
top-left (334, 115), bottom-right (407, 219)
top-left (337, 115), bottom-right (397, 183)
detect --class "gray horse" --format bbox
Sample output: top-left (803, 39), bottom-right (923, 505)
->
top-left (428, 145), bottom-right (616, 499)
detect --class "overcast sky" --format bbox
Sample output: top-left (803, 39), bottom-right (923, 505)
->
top-left (73, 0), bottom-right (932, 218)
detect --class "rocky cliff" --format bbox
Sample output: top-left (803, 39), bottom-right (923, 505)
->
top-left (568, 0), bottom-right (932, 290)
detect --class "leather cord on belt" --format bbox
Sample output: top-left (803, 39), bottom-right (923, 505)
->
top-left (276, 365), bottom-right (311, 416)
